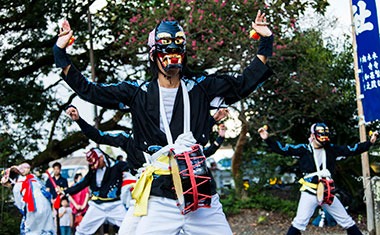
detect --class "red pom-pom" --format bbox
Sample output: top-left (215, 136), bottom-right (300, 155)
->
top-left (249, 30), bottom-right (260, 40)
top-left (68, 36), bottom-right (75, 46)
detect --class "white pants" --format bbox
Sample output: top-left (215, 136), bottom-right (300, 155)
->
top-left (118, 204), bottom-right (140, 235)
top-left (119, 194), bottom-right (232, 235)
top-left (292, 191), bottom-right (355, 231)
top-left (75, 200), bottom-right (127, 235)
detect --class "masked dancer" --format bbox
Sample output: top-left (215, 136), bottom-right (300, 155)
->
top-left (53, 10), bottom-right (273, 234)
top-left (56, 148), bottom-right (134, 235)
top-left (258, 123), bottom-right (378, 235)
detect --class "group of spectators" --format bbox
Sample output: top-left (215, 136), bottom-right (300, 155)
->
top-left (45, 162), bottom-right (88, 235)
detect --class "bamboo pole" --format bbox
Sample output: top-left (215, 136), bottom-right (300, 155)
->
top-left (349, 1), bottom-right (375, 234)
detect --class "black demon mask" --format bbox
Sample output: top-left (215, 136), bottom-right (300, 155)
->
top-left (153, 21), bottom-right (186, 71)
top-left (312, 123), bottom-right (330, 145)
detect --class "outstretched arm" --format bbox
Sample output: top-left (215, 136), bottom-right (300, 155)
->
top-left (65, 105), bottom-right (146, 169)
top-left (66, 105), bottom-right (129, 147)
top-left (53, 20), bottom-right (138, 110)
top-left (200, 11), bottom-right (274, 105)
top-left (258, 126), bottom-right (306, 157)
top-left (251, 10), bottom-right (274, 64)
top-left (334, 131), bottom-right (378, 157)
top-left (55, 20), bottom-right (74, 75)
top-left (78, 117), bottom-right (133, 148)
top-left (60, 172), bottom-right (91, 196)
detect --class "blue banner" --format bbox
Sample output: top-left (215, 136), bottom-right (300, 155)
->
top-left (352, 0), bottom-right (380, 122)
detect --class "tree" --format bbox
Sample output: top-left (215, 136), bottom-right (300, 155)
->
top-left (237, 25), bottom-right (380, 209)
top-left (4, 0), bottom-right (378, 223)
top-left (1, 0), bottom-right (331, 168)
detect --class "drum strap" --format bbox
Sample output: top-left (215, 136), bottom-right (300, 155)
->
top-left (158, 79), bottom-right (190, 209)
top-left (158, 79), bottom-right (191, 145)
top-left (299, 146), bottom-right (331, 193)
top-left (311, 146), bottom-right (328, 179)
top-left (169, 150), bottom-right (185, 207)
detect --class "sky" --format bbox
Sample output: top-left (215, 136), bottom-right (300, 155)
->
top-left (328, 0), bottom-right (351, 29)
top-left (48, 0), bottom-right (358, 161)
top-left (301, 0), bottom-right (352, 40)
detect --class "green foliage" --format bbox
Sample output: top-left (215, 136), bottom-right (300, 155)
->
top-left (221, 187), bottom-right (297, 217)
top-left (0, 187), bottom-right (21, 234)
top-left (220, 190), bottom-right (242, 215)
top-left (0, 208), bottom-right (21, 235)
top-left (249, 28), bottom-right (358, 140)
top-left (0, 133), bottom-right (24, 166)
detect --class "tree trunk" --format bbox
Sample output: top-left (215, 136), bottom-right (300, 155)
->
top-left (231, 107), bottom-right (248, 197)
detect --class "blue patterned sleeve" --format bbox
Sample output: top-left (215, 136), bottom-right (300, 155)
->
top-left (64, 65), bottom-right (140, 110)
top-left (265, 136), bottom-right (307, 157)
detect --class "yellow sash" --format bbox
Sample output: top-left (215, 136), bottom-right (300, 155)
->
top-left (132, 155), bottom-right (171, 216)
top-left (298, 178), bottom-right (318, 193)
top-left (91, 195), bottom-right (115, 201)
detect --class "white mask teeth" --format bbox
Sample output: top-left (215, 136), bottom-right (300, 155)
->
top-left (162, 54), bottom-right (182, 66)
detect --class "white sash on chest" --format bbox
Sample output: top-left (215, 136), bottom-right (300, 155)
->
top-left (304, 146), bottom-right (331, 179)
top-left (149, 80), bottom-right (195, 163)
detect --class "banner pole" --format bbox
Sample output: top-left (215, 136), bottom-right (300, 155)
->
top-left (349, 1), bottom-right (375, 233)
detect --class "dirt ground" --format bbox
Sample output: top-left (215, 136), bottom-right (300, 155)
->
top-left (227, 208), bottom-right (368, 235)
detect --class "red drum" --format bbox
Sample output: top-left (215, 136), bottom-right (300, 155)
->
top-left (316, 178), bottom-right (335, 205)
top-left (174, 145), bottom-right (212, 214)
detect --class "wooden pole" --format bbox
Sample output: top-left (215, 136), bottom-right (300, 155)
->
top-left (349, 1), bottom-right (375, 234)
top-left (373, 177), bottom-right (380, 235)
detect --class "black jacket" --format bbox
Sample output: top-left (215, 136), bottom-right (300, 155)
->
top-left (62, 55), bottom-right (272, 199)
top-left (64, 161), bottom-right (128, 204)
top-left (204, 136), bottom-right (225, 157)
top-left (63, 57), bottom-right (272, 152)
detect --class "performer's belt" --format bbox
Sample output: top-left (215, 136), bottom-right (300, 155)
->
top-left (90, 195), bottom-right (119, 202)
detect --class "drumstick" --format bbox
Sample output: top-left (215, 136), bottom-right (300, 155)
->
top-left (46, 170), bottom-right (61, 209)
